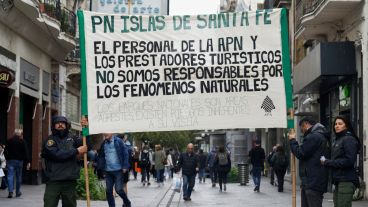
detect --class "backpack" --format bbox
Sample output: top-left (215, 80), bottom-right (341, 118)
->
top-left (218, 153), bottom-right (228, 166)
top-left (140, 151), bottom-right (150, 167)
top-left (274, 154), bottom-right (288, 168)
top-left (171, 153), bottom-right (178, 167)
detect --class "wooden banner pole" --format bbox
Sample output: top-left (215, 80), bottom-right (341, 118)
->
top-left (83, 135), bottom-right (91, 207)
top-left (291, 144), bottom-right (296, 207)
top-left (289, 109), bottom-right (296, 207)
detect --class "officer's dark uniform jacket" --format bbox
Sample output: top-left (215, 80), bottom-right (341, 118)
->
top-left (42, 116), bottom-right (81, 181)
top-left (290, 123), bottom-right (329, 192)
top-left (325, 130), bottom-right (360, 187)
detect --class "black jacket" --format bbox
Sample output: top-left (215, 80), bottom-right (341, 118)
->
top-left (5, 135), bottom-right (29, 162)
top-left (178, 152), bottom-right (199, 176)
top-left (249, 146), bottom-right (265, 169)
top-left (198, 153), bottom-right (207, 169)
top-left (325, 131), bottom-right (360, 187)
top-left (270, 152), bottom-right (289, 170)
top-left (290, 123), bottom-right (329, 192)
top-left (41, 135), bottom-right (82, 181)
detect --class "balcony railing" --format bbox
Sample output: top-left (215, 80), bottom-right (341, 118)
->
top-left (40, 0), bottom-right (76, 36)
top-left (295, 0), bottom-right (326, 32)
top-left (303, 0), bottom-right (325, 14)
top-left (42, 0), bottom-right (61, 20)
top-left (273, 0), bottom-right (292, 8)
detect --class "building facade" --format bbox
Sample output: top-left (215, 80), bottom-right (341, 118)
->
top-left (0, 0), bottom-right (83, 184)
top-left (293, 0), bottom-right (367, 199)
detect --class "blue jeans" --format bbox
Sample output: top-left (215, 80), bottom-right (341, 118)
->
top-left (156, 169), bottom-right (164, 183)
top-left (7, 160), bottom-right (23, 194)
top-left (198, 169), bottom-right (205, 180)
top-left (105, 170), bottom-right (130, 207)
top-left (141, 166), bottom-right (150, 182)
top-left (252, 166), bottom-right (262, 187)
top-left (182, 174), bottom-right (195, 198)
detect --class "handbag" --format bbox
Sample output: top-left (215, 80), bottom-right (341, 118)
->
top-left (162, 158), bottom-right (168, 165)
top-left (161, 152), bottom-right (168, 165)
top-left (0, 168), bottom-right (4, 177)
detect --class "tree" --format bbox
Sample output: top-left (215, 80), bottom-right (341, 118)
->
top-left (132, 131), bottom-right (196, 151)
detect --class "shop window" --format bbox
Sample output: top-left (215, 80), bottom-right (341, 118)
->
top-left (66, 92), bottom-right (79, 123)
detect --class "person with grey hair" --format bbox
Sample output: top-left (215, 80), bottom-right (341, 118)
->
top-left (177, 143), bottom-right (199, 201)
top-left (97, 133), bottom-right (131, 207)
top-left (288, 116), bottom-right (330, 207)
top-left (4, 128), bottom-right (30, 198)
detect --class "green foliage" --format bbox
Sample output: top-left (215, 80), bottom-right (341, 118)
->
top-left (132, 131), bottom-right (196, 151)
top-left (227, 166), bottom-right (238, 183)
top-left (76, 168), bottom-right (106, 200)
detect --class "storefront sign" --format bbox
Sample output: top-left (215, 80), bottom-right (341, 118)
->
top-left (20, 58), bottom-right (39, 91)
top-left (0, 68), bottom-right (15, 87)
top-left (97, 0), bottom-right (163, 15)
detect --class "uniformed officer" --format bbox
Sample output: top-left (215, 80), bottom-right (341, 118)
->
top-left (42, 116), bottom-right (87, 207)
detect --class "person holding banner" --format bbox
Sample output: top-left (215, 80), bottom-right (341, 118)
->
top-left (41, 116), bottom-right (87, 207)
top-left (97, 133), bottom-right (131, 207)
top-left (321, 115), bottom-right (361, 207)
top-left (288, 117), bottom-right (329, 207)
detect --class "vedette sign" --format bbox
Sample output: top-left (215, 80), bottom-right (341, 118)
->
top-left (77, 9), bottom-right (293, 134)
top-left (0, 68), bottom-right (15, 87)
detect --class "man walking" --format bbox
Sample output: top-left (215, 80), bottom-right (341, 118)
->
top-left (5, 129), bottom-right (30, 198)
top-left (248, 140), bottom-right (265, 192)
top-left (97, 133), bottom-right (131, 207)
top-left (198, 149), bottom-right (207, 183)
top-left (267, 145), bottom-right (277, 186)
top-left (177, 143), bottom-right (199, 201)
top-left (288, 116), bottom-right (329, 207)
top-left (41, 116), bottom-right (87, 207)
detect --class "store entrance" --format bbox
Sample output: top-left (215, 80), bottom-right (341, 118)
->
top-left (0, 87), bottom-right (9, 144)
top-left (20, 93), bottom-right (36, 184)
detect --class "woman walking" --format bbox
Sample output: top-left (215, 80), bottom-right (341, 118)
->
top-left (271, 145), bottom-right (289, 192)
top-left (153, 145), bottom-right (166, 187)
top-left (215, 146), bottom-right (231, 192)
